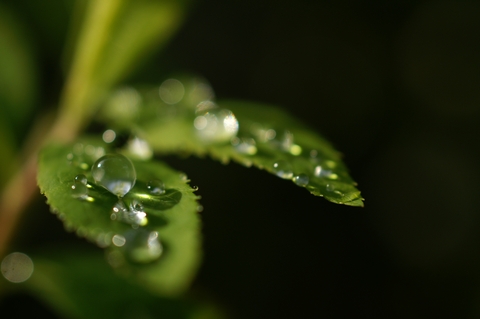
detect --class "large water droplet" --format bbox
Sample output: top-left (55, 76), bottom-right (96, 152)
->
top-left (194, 109), bottom-right (239, 143)
top-left (121, 229), bottom-right (163, 263)
top-left (147, 179), bottom-right (165, 195)
top-left (273, 160), bottom-right (294, 179)
top-left (293, 174), bottom-right (309, 187)
top-left (92, 154), bottom-right (136, 197)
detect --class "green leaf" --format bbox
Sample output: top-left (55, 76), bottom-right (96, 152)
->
top-left (119, 90), bottom-right (363, 206)
top-left (26, 250), bottom-right (224, 319)
top-left (37, 138), bottom-right (202, 295)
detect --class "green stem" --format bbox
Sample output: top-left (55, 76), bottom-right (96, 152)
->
top-left (51, 0), bottom-right (124, 141)
top-left (0, 0), bottom-right (124, 258)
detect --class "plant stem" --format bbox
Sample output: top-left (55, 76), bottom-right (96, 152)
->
top-left (0, 0), bottom-right (124, 259)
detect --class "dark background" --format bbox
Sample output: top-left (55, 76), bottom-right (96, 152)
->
top-left (2, 0), bottom-right (480, 318)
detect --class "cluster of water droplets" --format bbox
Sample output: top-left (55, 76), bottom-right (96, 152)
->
top-left (68, 149), bottom-right (174, 263)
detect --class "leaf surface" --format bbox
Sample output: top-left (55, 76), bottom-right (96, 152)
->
top-left (135, 97), bottom-right (364, 206)
top-left (37, 138), bottom-right (202, 295)
top-left (26, 250), bottom-right (224, 319)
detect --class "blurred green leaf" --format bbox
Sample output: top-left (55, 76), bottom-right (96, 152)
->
top-left (123, 90), bottom-right (363, 206)
top-left (95, 0), bottom-right (188, 88)
top-left (37, 138), bottom-right (202, 295)
top-left (26, 250), bottom-right (224, 319)
top-left (0, 4), bottom-right (37, 129)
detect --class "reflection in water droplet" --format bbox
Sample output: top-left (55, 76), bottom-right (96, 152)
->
top-left (74, 174), bottom-right (88, 185)
top-left (1, 252), bottom-right (34, 283)
top-left (126, 137), bottom-right (153, 160)
top-left (92, 154), bottom-right (136, 197)
top-left (120, 229), bottom-right (163, 263)
top-left (273, 161), bottom-right (294, 179)
top-left (293, 174), bottom-right (309, 187)
top-left (194, 109), bottom-right (239, 143)
top-left (192, 185), bottom-right (199, 191)
top-left (147, 179), bottom-right (165, 195)
top-left (159, 79), bottom-right (185, 104)
top-left (111, 200), bottom-right (148, 227)
top-left (103, 129), bottom-right (116, 143)
top-left (231, 137), bottom-right (257, 155)
top-left (112, 234), bottom-right (126, 247)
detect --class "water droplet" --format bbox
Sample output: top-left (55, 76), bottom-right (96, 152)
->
top-left (192, 185), bottom-right (199, 191)
top-left (126, 137), bottom-right (153, 160)
top-left (179, 173), bottom-right (188, 181)
top-left (231, 137), bottom-right (257, 155)
top-left (147, 179), bottom-right (165, 195)
top-left (326, 183), bottom-right (344, 197)
top-left (71, 181), bottom-right (88, 200)
top-left (102, 129), bottom-right (116, 143)
top-left (194, 109), bottom-right (239, 143)
top-left (112, 234), bottom-right (126, 247)
top-left (159, 78), bottom-right (185, 104)
top-left (74, 174), bottom-right (88, 185)
top-left (92, 154), bottom-right (136, 197)
top-left (326, 183), bottom-right (335, 192)
top-left (314, 165), bottom-right (338, 180)
top-left (273, 161), bottom-right (293, 179)
top-left (1, 252), bottom-right (34, 283)
top-left (111, 200), bottom-right (148, 227)
top-left (293, 174), bottom-right (309, 187)
top-left (120, 229), bottom-right (163, 263)
top-left (196, 205), bottom-right (204, 212)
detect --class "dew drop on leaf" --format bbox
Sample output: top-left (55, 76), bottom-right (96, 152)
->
top-left (293, 174), bottom-right (309, 187)
top-left (92, 154), bottom-right (136, 197)
top-left (74, 174), bottom-right (88, 185)
top-left (231, 137), bottom-right (257, 155)
top-left (194, 109), bottom-right (239, 143)
top-left (71, 181), bottom-right (88, 200)
top-left (146, 179), bottom-right (165, 195)
top-left (273, 160), bottom-right (293, 179)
